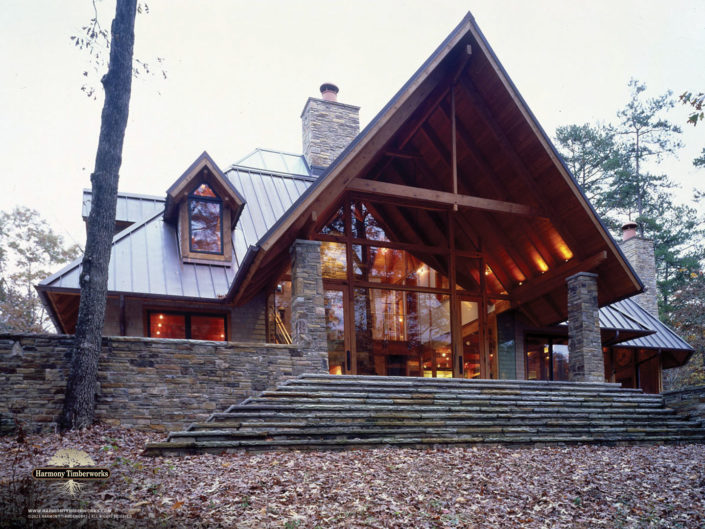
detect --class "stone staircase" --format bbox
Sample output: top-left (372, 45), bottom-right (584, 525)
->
top-left (143, 374), bottom-right (705, 456)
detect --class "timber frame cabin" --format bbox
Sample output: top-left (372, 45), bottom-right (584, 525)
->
top-left (38, 13), bottom-right (692, 393)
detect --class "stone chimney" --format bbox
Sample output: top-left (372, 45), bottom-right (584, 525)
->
top-left (301, 83), bottom-right (360, 175)
top-left (619, 221), bottom-right (659, 318)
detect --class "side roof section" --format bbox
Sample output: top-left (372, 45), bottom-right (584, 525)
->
top-left (39, 153), bottom-right (314, 302)
top-left (82, 190), bottom-right (165, 226)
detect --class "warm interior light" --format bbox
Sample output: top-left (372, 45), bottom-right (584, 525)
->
top-left (159, 314), bottom-right (164, 320)
top-left (536, 256), bottom-right (549, 273)
top-left (398, 316), bottom-right (403, 323)
top-left (220, 334), bottom-right (225, 339)
top-left (156, 331), bottom-right (161, 335)
top-left (557, 242), bottom-right (574, 261)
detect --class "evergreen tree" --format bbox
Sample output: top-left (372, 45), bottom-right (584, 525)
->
top-left (663, 271), bottom-right (705, 389)
top-left (556, 79), bottom-right (704, 321)
top-left (606, 79), bottom-right (683, 235)
top-left (554, 123), bottom-right (623, 225)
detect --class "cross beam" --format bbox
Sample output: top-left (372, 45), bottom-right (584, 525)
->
top-left (346, 179), bottom-right (539, 217)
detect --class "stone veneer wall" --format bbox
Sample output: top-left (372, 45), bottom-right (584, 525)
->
top-left (0, 333), bottom-right (325, 434)
top-left (301, 97), bottom-right (360, 171)
top-left (663, 386), bottom-right (705, 426)
top-left (619, 236), bottom-right (659, 318)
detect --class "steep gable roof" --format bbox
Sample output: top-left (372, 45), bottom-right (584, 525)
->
top-left (228, 12), bottom-right (642, 327)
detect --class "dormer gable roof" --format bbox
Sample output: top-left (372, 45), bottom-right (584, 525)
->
top-left (164, 151), bottom-right (246, 227)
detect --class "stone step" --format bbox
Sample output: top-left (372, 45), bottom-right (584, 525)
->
top-left (293, 373), bottom-right (634, 389)
top-left (217, 403), bottom-right (669, 416)
top-left (143, 374), bottom-right (705, 456)
top-left (169, 425), bottom-right (705, 442)
top-left (259, 388), bottom-right (664, 400)
top-left (144, 432), bottom-right (705, 456)
top-left (209, 406), bottom-right (679, 420)
top-left (247, 395), bottom-right (664, 407)
top-left (187, 417), bottom-right (700, 431)
top-left (284, 380), bottom-right (642, 395)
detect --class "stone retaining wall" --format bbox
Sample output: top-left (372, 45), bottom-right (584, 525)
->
top-left (663, 386), bottom-right (705, 426)
top-left (0, 333), bottom-right (324, 434)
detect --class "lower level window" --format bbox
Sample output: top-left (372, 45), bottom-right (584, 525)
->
top-left (526, 336), bottom-right (569, 381)
top-left (148, 311), bottom-right (227, 341)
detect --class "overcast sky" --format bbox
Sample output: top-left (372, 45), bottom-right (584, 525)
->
top-left (1, 0), bottom-right (703, 251)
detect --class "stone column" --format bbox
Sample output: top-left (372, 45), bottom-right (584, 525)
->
top-left (290, 240), bottom-right (328, 374)
top-left (566, 272), bottom-right (604, 382)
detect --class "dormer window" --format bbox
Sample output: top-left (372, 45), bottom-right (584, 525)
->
top-left (164, 152), bottom-right (246, 265)
top-left (188, 183), bottom-right (223, 254)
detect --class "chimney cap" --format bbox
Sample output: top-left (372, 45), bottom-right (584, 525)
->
top-left (621, 221), bottom-right (638, 241)
top-left (320, 83), bottom-right (339, 102)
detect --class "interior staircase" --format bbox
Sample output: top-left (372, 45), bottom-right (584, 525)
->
top-left (143, 374), bottom-right (705, 456)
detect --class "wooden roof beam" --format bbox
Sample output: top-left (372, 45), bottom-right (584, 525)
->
top-left (511, 250), bottom-right (607, 305)
top-left (347, 179), bottom-right (537, 217)
top-left (439, 102), bottom-right (560, 268)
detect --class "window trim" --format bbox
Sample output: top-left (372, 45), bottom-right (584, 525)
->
top-left (146, 309), bottom-right (228, 341)
top-left (187, 184), bottom-right (224, 256)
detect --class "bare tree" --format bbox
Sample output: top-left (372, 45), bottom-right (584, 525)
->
top-left (60, 0), bottom-right (137, 430)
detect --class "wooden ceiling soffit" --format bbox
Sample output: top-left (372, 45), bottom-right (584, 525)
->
top-left (511, 250), bottom-right (607, 306)
top-left (464, 22), bottom-right (640, 290)
top-left (47, 292), bottom-right (73, 334)
top-left (346, 179), bottom-right (537, 217)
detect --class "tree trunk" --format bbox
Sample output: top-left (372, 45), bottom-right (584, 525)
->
top-left (60, 0), bottom-right (137, 430)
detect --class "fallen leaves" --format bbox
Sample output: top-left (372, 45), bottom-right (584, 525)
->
top-left (0, 424), bottom-right (704, 528)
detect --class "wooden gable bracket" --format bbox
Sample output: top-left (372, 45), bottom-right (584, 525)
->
top-left (346, 178), bottom-right (540, 218)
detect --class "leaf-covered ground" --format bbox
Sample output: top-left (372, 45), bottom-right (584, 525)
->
top-left (1, 424), bottom-right (704, 528)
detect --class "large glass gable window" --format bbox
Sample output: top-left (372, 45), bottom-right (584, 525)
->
top-left (189, 183), bottom-right (223, 254)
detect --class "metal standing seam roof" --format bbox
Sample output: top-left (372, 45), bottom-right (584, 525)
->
top-left (235, 148), bottom-right (312, 177)
top-left (40, 156), bottom-right (314, 300)
top-left (556, 298), bottom-right (693, 353)
top-left (598, 304), bottom-right (652, 334)
top-left (609, 298), bottom-right (693, 352)
top-left (82, 189), bottom-right (165, 225)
